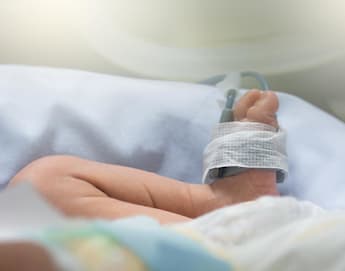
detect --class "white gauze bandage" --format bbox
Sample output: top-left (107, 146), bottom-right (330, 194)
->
top-left (203, 121), bottom-right (288, 184)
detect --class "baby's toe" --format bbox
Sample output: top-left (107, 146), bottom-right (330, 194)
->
top-left (233, 89), bottom-right (261, 121)
top-left (246, 91), bottom-right (279, 128)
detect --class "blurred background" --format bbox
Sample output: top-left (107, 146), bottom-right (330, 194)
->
top-left (0, 0), bottom-right (344, 119)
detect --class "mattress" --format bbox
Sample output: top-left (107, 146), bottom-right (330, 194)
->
top-left (1, 65), bottom-right (345, 209)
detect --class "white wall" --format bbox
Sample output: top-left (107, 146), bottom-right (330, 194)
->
top-left (267, 57), bottom-right (345, 120)
top-left (0, 1), bottom-right (344, 120)
top-left (242, 56), bottom-right (345, 120)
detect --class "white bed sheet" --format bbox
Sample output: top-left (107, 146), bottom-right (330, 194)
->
top-left (0, 65), bottom-right (344, 209)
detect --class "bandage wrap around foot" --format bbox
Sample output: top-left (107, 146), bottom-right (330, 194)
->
top-left (202, 121), bottom-right (288, 184)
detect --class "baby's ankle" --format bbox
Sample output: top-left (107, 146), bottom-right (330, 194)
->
top-left (187, 183), bottom-right (228, 217)
top-left (210, 170), bottom-right (279, 204)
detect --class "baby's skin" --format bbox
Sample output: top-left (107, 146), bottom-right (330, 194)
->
top-left (10, 90), bottom-right (280, 224)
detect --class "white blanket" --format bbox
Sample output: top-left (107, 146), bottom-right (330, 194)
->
top-left (176, 196), bottom-right (345, 271)
top-left (1, 65), bottom-right (345, 209)
top-left (2, 184), bottom-right (345, 271)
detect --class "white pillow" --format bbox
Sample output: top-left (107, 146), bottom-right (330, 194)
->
top-left (1, 65), bottom-right (344, 210)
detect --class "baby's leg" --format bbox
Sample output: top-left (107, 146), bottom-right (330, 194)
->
top-left (9, 90), bottom-right (280, 223)
top-left (10, 156), bottom-right (196, 223)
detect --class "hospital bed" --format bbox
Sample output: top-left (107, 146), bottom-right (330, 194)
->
top-left (1, 64), bottom-right (345, 208)
top-left (1, 65), bottom-right (345, 270)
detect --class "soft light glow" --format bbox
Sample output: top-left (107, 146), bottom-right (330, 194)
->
top-left (76, 0), bottom-right (345, 80)
top-left (1, 0), bottom-right (345, 80)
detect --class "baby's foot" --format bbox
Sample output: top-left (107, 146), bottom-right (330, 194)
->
top-left (210, 90), bottom-right (280, 207)
top-left (233, 89), bottom-right (279, 128)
